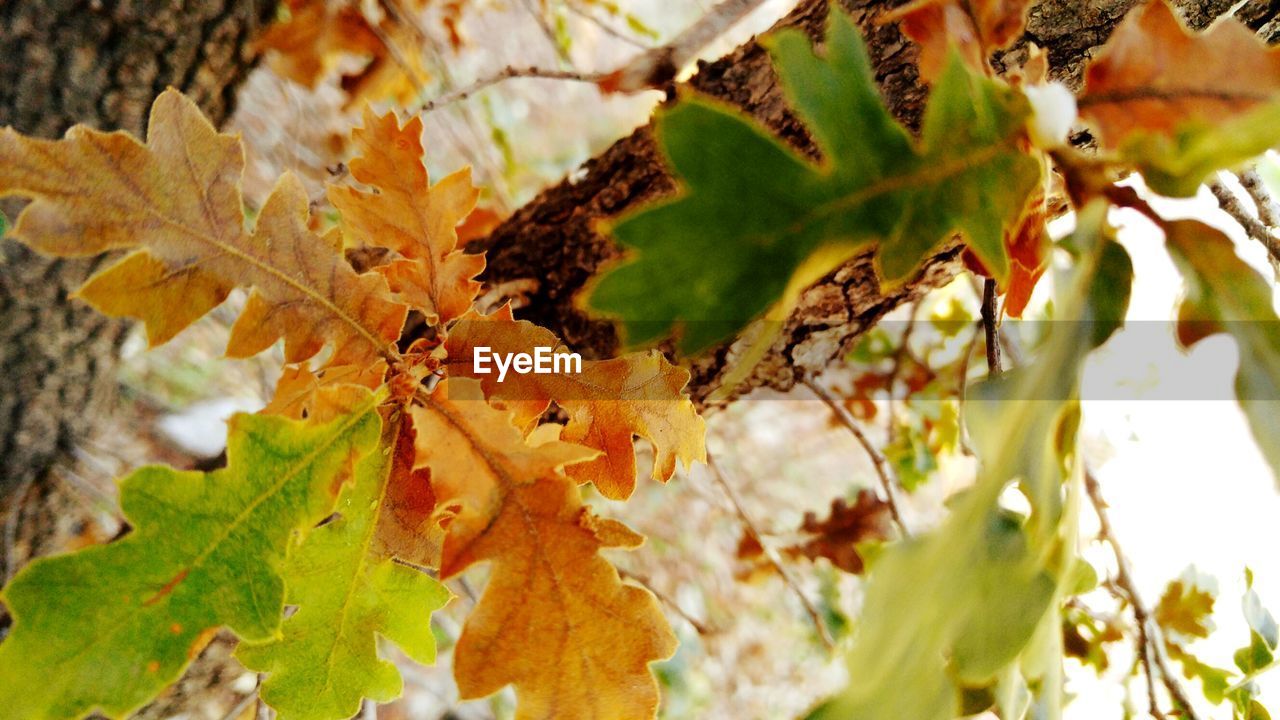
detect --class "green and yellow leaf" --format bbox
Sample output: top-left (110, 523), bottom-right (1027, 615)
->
top-left (0, 391), bottom-right (382, 719)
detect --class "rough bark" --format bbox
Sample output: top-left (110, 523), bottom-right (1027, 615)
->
top-left (0, 4), bottom-right (274, 716)
top-left (474, 0), bottom-right (1280, 408)
top-left (0, 1), bottom-right (274, 494)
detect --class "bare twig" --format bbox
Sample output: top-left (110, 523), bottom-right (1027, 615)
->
top-left (516, 0), bottom-right (573, 64)
top-left (360, 699), bottom-right (377, 719)
top-left (564, 3), bottom-right (652, 49)
top-left (1085, 471), bottom-right (1202, 720)
top-left (885, 300), bottom-right (920, 444)
top-left (619, 568), bottom-right (714, 635)
top-left (981, 277), bottom-right (1002, 376)
top-left (419, 66), bottom-right (609, 114)
top-left (955, 319), bottom-right (983, 457)
top-left (255, 689), bottom-right (275, 720)
top-left (2, 472), bottom-right (36, 584)
top-left (1210, 178), bottom-right (1280, 268)
top-left (415, 0), bottom-right (769, 114)
top-left (1238, 167), bottom-right (1280, 228)
top-left (220, 688), bottom-right (259, 720)
top-left (706, 454), bottom-right (836, 650)
top-left (803, 379), bottom-right (909, 538)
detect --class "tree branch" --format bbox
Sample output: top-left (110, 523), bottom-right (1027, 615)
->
top-left (1085, 470), bottom-right (1203, 720)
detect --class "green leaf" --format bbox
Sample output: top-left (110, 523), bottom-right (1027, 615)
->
top-left (1165, 219), bottom-right (1280, 487)
top-left (0, 393), bottom-right (382, 719)
top-left (586, 9), bottom-right (1039, 353)
top-left (809, 203), bottom-right (1126, 720)
top-left (237, 420), bottom-right (451, 720)
top-left (1123, 103), bottom-right (1280, 198)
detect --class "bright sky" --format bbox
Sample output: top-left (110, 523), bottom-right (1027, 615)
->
top-left (1054, 175), bottom-right (1280, 718)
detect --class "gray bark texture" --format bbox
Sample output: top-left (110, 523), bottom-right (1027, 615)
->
top-left (0, 0), bottom-right (274, 495)
top-left (474, 0), bottom-right (1280, 409)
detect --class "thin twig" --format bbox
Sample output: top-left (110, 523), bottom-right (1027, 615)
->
top-left (564, 3), bottom-right (652, 49)
top-left (1238, 167), bottom-right (1280, 228)
top-left (1210, 178), bottom-right (1280, 268)
top-left (706, 454), bottom-right (836, 651)
top-left (414, 0), bottom-right (769, 114)
top-left (1236, 167), bottom-right (1280, 275)
top-left (981, 278), bottom-right (1002, 376)
top-left (803, 379), bottom-right (909, 537)
top-left (255, 688), bottom-right (275, 720)
top-left (2, 472), bottom-right (36, 584)
top-left (516, 0), bottom-right (574, 64)
top-left (360, 699), bottom-right (377, 719)
top-left (955, 319), bottom-right (983, 457)
top-left (1085, 471), bottom-right (1202, 720)
top-left (419, 66), bottom-right (609, 114)
top-left (619, 568), bottom-right (713, 635)
top-left (220, 688), bottom-right (259, 720)
top-left (885, 300), bottom-right (921, 445)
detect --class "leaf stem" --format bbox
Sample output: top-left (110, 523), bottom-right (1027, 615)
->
top-left (1086, 470), bottom-right (1202, 720)
top-left (705, 454), bottom-right (836, 651)
top-left (981, 277), bottom-right (1002, 376)
top-left (803, 379), bottom-right (909, 538)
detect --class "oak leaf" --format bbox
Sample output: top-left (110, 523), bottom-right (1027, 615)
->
top-left (264, 362), bottom-right (388, 420)
top-left (782, 490), bottom-right (896, 574)
top-left (237, 417), bottom-right (451, 720)
top-left (0, 89), bottom-right (407, 365)
top-left (257, 0), bottom-right (386, 89)
top-left (0, 392), bottom-right (383, 719)
top-left (330, 109), bottom-right (484, 325)
top-left (586, 10), bottom-right (1039, 353)
top-left (882, 0), bottom-right (1033, 81)
top-left (1079, 1), bottom-right (1280, 195)
top-left (447, 305), bottom-right (705, 500)
top-left (413, 381), bottom-right (677, 719)
top-left (1165, 218), bottom-right (1280, 486)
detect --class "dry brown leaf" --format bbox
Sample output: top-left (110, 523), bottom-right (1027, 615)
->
top-left (256, 0), bottom-right (386, 89)
top-left (330, 109), bottom-right (484, 325)
top-left (413, 380), bottom-right (675, 719)
top-left (1079, 0), bottom-right (1280, 147)
top-left (0, 89), bottom-right (407, 365)
top-left (264, 362), bottom-right (388, 420)
top-left (782, 489), bottom-right (896, 574)
top-left (882, 0), bottom-right (1031, 81)
top-left (373, 413), bottom-right (447, 569)
top-left (447, 305), bottom-right (706, 500)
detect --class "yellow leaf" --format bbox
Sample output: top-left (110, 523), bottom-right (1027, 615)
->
top-left (0, 89), bottom-right (407, 365)
top-left (330, 109), bottom-right (484, 324)
top-left (413, 380), bottom-right (676, 719)
top-left (447, 306), bottom-right (706, 500)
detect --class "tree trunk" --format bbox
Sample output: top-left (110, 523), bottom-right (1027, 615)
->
top-left (0, 0), bottom-right (274, 496)
top-left (475, 0), bottom-right (1280, 408)
top-left (0, 5), bottom-right (274, 716)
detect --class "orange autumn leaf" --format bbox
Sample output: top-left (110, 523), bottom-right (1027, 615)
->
top-left (962, 188), bottom-right (1050, 318)
top-left (257, 0), bottom-right (386, 89)
top-left (264, 362), bottom-right (387, 420)
top-left (413, 380), bottom-right (675, 719)
top-left (330, 109), bottom-right (484, 325)
top-left (882, 0), bottom-right (1032, 81)
top-left (373, 413), bottom-right (447, 569)
top-left (447, 305), bottom-right (706, 500)
top-left (0, 89), bottom-right (407, 365)
top-left (447, 477), bottom-right (675, 720)
top-left (1078, 0), bottom-right (1280, 147)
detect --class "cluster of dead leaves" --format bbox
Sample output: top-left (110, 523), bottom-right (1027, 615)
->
top-left (257, 0), bottom-right (450, 106)
top-left (738, 490), bottom-right (894, 578)
top-left (0, 89), bottom-right (704, 718)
